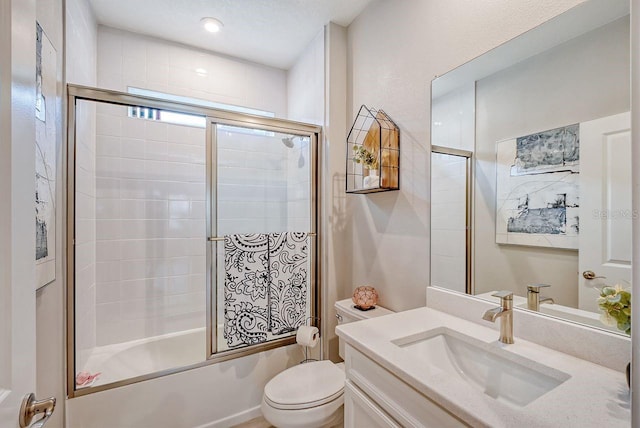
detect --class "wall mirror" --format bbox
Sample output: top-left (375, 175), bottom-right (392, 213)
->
top-left (430, 0), bottom-right (631, 335)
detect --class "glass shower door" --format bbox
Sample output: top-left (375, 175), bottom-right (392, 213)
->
top-left (73, 98), bottom-right (208, 391)
top-left (211, 123), bottom-right (314, 354)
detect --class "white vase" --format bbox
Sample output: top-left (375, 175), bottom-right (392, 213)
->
top-left (363, 169), bottom-right (379, 189)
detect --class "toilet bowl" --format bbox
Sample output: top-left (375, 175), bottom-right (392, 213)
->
top-left (261, 299), bottom-right (393, 428)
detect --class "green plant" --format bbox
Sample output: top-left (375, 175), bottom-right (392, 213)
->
top-left (352, 145), bottom-right (378, 170)
top-left (597, 284), bottom-right (631, 335)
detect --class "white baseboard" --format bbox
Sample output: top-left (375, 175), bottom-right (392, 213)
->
top-left (194, 406), bottom-right (263, 428)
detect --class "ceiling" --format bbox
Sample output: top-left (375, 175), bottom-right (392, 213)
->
top-left (88, 0), bottom-right (373, 70)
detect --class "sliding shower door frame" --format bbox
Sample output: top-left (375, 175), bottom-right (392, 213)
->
top-left (430, 145), bottom-right (474, 295)
top-left (206, 117), bottom-right (320, 361)
top-left (66, 84), bottom-right (322, 397)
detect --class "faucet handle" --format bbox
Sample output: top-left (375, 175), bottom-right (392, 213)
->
top-left (491, 290), bottom-right (513, 300)
top-left (527, 284), bottom-right (551, 293)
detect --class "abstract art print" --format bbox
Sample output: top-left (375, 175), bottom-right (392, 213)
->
top-left (35, 23), bottom-right (57, 288)
top-left (496, 124), bottom-right (579, 249)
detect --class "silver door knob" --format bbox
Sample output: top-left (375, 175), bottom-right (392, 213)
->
top-left (19, 393), bottom-right (55, 428)
top-left (583, 270), bottom-right (606, 280)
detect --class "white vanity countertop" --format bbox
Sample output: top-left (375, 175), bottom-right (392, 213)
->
top-left (336, 307), bottom-right (630, 427)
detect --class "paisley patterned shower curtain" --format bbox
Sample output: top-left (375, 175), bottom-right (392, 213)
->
top-left (268, 232), bottom-right (309, 335)
top-left (223, 232), bottom-right (309, 348)
top-left (223, 234), bottom-right (271, 348)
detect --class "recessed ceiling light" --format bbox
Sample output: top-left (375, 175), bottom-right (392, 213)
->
top-left (195, 68), bottom-right (207, 76)
top-left (201, 17), bottom-right (223, 33)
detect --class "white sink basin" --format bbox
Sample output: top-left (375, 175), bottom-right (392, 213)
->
top-left (392, 327), bottom-right (570, 407)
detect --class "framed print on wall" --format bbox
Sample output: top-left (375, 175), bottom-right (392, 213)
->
top-left (495, 124), bottom-right (579, 250)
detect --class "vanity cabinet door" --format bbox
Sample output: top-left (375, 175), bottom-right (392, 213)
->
top-left (344, 380), bottom-right (401, 428)
top-left (345, 345), bottom-right (469, 427)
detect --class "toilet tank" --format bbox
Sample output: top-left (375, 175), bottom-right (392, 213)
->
top-left (334, 298), bottom-right (393, 359)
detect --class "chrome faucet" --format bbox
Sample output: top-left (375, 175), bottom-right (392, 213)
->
top-left (527, 284), bottom-right (554, 311)
top-left (482, 291), bottom-right (514, 344)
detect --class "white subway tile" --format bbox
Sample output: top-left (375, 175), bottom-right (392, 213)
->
top-left (96, 114), bottom-right (122, 137)
top-left (189, 238), bottom-right (206, 256)
top-left (166, 238), bottom-right (190, 258)
top-left (123, 57), bottom-right (147, 80)
top-left (168, 66), bottom-right (192, 88)
top-left (121, 259), bottom-right (147, 280)
top-left (145, 141), bottom-right (168, 161)
top-left (120, 199), bottom-right (145, 219)
top-left (145, 120), bottom-right (168, 142)
top-left (168, 219), bottom-right (190, 238)
top-left (145, 237), bottom-right (168, 257)
top-left (98, 72), bottom-right (124, 92)
top-left (120, 219), bottom-right (146, 239)
top-left (96, 220), bottom-right (122, 240)
top-left (169, 201), bottom-right (190, 219)
top-left (121, 138), bottom-right (145, 159)
top-left (119, 179), bottom-right (147, 199)
top-left (122, 117), bottom-right (147, 140)
top-left (96, 282), bottom-right (122, 304)
top-left (147, 41), bottom-right (169, 65)
top-left (189, 219), bottom-right (206, 238)
top-left (121, 158), bottom-right (146, 180)
top-left (145, 160), bottom-right (169, 181)
top-left (96, 260), bottom-right (122, 283)
top-left (96, 240), bottom-right (122, 264)
top-left (96, 178), bottom-right (121, 199)
top-left (190, 201), bottom-right (206, 219)
top-left (189, 256), bottom-right (206, 275)
top-left (146, 259), bottom-right (168, 278)
top-left (96, 302), bottom-right (121, 325)
top-left (96, 135), bottom-right (121, 158)
top-left (145, 200), bottom-right (169, 219)
top-left (96, 156), bottom-right (122, 180)
top-left (120, 240), bottom-right (146, 260)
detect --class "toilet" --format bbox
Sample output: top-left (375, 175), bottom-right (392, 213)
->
top-left (261, 299), bottom-right (393, 428)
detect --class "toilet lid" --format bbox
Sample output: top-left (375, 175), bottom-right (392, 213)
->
top-left (264, 360), bottom-right (345, 410)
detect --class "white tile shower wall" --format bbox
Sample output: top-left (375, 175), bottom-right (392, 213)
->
top-left (216, 131), bottom-right (290, 236)
top-left (94, 107), bottom-right (207, 345)
top-left (430, 153), bottom-right (467, 293)
top-left (431, 83), bottom-right (475, 152)
top-left (96, 25), bottom-right (290, 346)
top-left (285, 138), bottom-right (311, 234)
top-left (67, 0), bottom-right (97, 371)
top-left (97, 26), bottom-right (287, 118)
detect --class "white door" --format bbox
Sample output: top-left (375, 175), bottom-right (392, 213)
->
top-left (579, 112), bottom-right (632, 312)
top-left (0, 1), bottom-right (48, 426)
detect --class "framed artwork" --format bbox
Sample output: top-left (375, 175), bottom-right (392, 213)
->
top-left (35, 23), bottom-right (57, 288)
top-left (496, 124), bottom-right (579, 250)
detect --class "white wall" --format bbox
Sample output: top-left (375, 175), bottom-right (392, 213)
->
top-left (287, 29), bottom-right (325, 126)
top-left (474, 17), bottom-right (630, 306)
top-left (35, 0), bottom-right (66, 426)
top-left (346, 0), bottom-right (588, 311)
top-left (630, 0), bottom-right (640, 422)
top-left (66, 0), bottom-right (98, 373)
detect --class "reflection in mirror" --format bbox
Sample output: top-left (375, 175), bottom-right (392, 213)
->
top-left (430, 0), bottom-right (631, 335)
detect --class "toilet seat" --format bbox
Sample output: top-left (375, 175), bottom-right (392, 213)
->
top-left (263, 360), bottom-right (345, 410)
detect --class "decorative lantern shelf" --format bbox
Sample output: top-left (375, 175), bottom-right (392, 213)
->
top-left (346, 105), bottom-right (399, 194)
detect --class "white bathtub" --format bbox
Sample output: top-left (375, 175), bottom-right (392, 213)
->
top-left (79, 327), bottom-right (207, 388)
